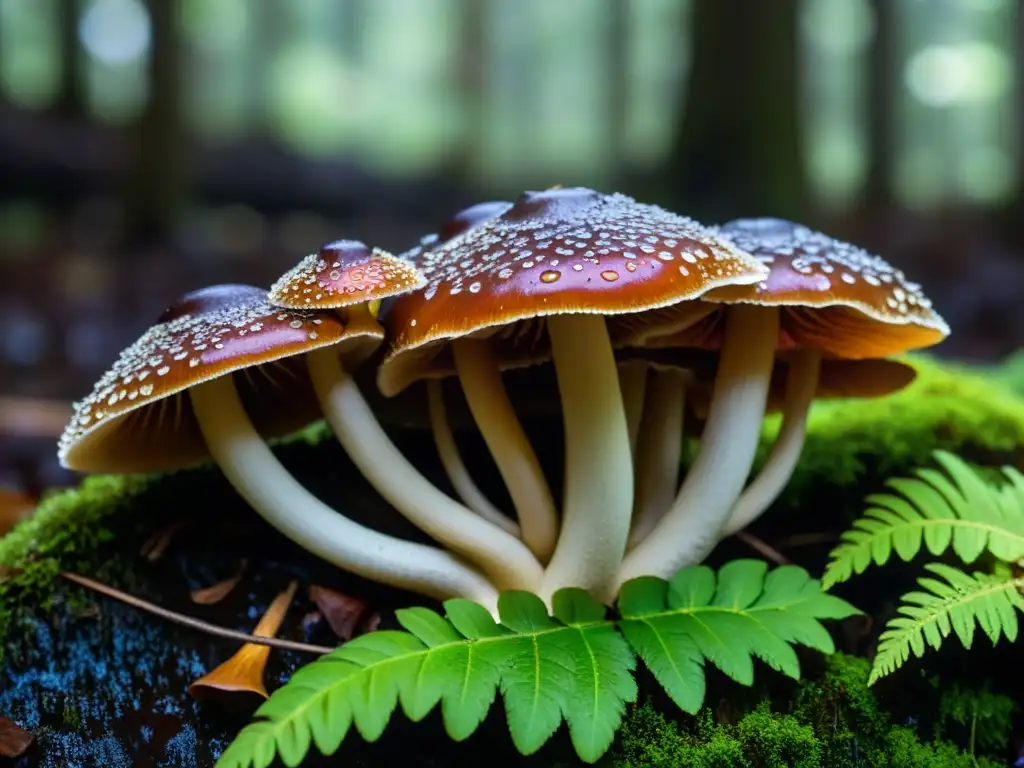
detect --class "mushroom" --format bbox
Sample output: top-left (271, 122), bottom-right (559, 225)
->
top-left (615, 217), bottom-right (949, 587)
top-left (617, 347), bottom-right (917, 547)
top-left (189, 580), bottom-right (298, 705)
top-left (58, 283), bottom-right (499, 607)
top-left (378, 187), bottom-right (769, 602)
top-left (268, 240), bottom-right (542, 593)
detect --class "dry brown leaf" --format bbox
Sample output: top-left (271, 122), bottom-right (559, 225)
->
top-left (140, 520), bottom-right (192, 562)
top-left (308, 585), bottom-right (367, 641)
top-left (0, 715), bottom-right (34, 758)
top-left (190, 560), bottom-right (248, 605)
top-left (0, 488), bottom-right (34, 537)
top-left (189, 580), bottom-right (299, 707)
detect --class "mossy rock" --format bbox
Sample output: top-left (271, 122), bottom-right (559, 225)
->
top-left (1, 353), bottom-right (1023, 765)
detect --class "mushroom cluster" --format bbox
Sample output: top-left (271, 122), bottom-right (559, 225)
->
top-left (58, 191), bottom-right (949, 611)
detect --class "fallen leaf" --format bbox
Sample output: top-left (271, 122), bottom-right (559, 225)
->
top-left (0, 488), bottom-right (34, 537)
top-left (359, 611), bottom-right (382, 635)
top-left (190, 560), bottom-right (248, 605)
top-left (140, 520), bottom-right (192, 562)
top-left (189, 580), bottom-right (298, 707)
top-left (0, 715), bottom-right (34, 758)
top-left (308, 585), bottom-right (367, 641)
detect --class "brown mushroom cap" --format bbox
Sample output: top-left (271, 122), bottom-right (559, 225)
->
top-left (269, 240), bottom-right (424, 310)
top-left (630, 218), bottom-right (949, 359)
top-left (377, 187), bottom-right (769, 395)
top-left (59, 283), bottom-right (381, 473)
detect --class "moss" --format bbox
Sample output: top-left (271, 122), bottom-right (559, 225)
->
top-left (930, 681), bottom-right (1014, 754)
top-left (761, 354), bottom-right (1024, 514)
top-left (608, 653), bottom-right (1008, 768)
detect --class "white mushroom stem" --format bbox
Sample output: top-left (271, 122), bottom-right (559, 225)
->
top-left (189, 375), bottom-right (499, 610)
top-left (628, 368), bottom-right (687, 549)
top-left (426, 379), bottom-right (521, 538)
top-left (722, 349), bottom-right (821, 536)
top-left (618, 361), bottom-right (648, 460)
top-left (452, 338), bottom-right (558, 563)
top-left (616, 304), bottom-right (779, 587)
top-left (541, 314), bottom-right (633, 603)
top-left (306, 347), bottom-right (543, 593)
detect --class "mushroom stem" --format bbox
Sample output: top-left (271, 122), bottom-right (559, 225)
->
top-left (427, 379), bottom-right (521, 538)
top-left (722, 349), bottom-right (821, 536)
top-left (618, 361), bottom-right (648, 460)
top-left (628, 368), bottom-right (687, 549)
top-left (188, 375), bottom-right (499, 608)
top-left (541, 314), bottom-right (633, 603)
top-left (306, 347), bottom-right (544, 593)
top-left (616, 305), bottom-right (779, 586)
top-left (452, 338), bottom-right (558, 562)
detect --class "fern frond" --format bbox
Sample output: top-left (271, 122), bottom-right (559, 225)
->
top-left (215, 562), bottom-right (856, 768)
top-left (617, 560), bottom-right (857, 714)
top-left (869, 563), bottom-right (1024, 684)
top-left (823, 451), bottom-right (1024, 588)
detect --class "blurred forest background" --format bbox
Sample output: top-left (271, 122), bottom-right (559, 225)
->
top-left (0, 0), bottom-right (1022, 498)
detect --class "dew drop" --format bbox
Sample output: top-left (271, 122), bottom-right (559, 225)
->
top-left (600, 270), bottom-right (619, 282)
top-left (540, 270), bottom-right (561, 283)
top-left (624, 262), bottom-right (637, 273)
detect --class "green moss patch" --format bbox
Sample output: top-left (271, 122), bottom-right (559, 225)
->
top-left (610, 654), bottom-right (1012, 767)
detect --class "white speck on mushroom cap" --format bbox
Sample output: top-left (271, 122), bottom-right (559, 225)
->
top-left (381, 188), bottom-right (768, 363)
top-left (58, 284), bottom-right (380, 467)
top-left (707, 217), bottom-right (949, 335)
top-left (269, 241), bottom-right (425, 310)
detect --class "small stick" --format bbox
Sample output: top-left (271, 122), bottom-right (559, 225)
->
top-left (59, 571), bottom-right (335, 655)
top-left (773, 531), bottom-right (841, 549)
top-left (734, 530), bottom-right (791, 566)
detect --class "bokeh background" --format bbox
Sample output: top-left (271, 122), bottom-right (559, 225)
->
top-left (1, 0), bottom-right (1021, 502)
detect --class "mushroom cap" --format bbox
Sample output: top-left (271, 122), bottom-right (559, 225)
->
top-left (628, 218), bottom-right (949, 358)
top-left (377, 187), bottom-right (769, 395)
top-left (59, 283), bottom-right (382, 474)
top-left (615, 347), bottom-right (917, 414)
top-left (269, 240), bottom-right (424, 310)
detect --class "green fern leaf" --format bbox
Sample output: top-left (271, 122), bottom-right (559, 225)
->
top-left (618, 559), bottom-right (857, 714)
top-left (869, 563), bottom-right (1024, 684)
top-left (216, 564), bottom-right (853, 768)
top-left (824, 451), bottom-right (1024, 589)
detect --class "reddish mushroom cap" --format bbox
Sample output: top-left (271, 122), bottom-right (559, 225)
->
top-left (59, 283), bottom-right (381, 473)
top-left (269, 240), bottom-right (424, 310)
top-left (637, 218), bottom-right (950, 358)
top-left (377, 188), bottom-right (768, 395)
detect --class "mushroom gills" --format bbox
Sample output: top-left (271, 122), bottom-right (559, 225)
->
top-left (305, 346), bottom-right (544, 594)
top-left (723, 348), bottom-right (821, 536)
top-left (188, 374), bottom-right (498, 608)
top-left (616, 304), bottom-right (779, 586)
top-left (426, 379), bottom-right (521, 537)
top-left (452, 337), bottom-right (558, 562)
top-left (541, 313), bottom-right (633, 604)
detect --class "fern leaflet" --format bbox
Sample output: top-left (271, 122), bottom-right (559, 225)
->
top-left (870, 562), bottom-right (1024, 684)
top-left (215, 561), bottom-right (855, 768)
top-left (823, 450), bottom-right (1024, 589)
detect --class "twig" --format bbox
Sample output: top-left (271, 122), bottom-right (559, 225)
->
top-left (734, 531), bottom-right (791, 565)
top-left (773, 531), bottom-right (841, 549)
top-left (58, 571), bottom-right (335, 655)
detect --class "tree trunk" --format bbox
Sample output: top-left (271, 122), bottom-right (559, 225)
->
top-left (864, 0), bottom-right (895, 211)
top-left (658, 0), bottom-right (804, 222)
top-left (123, 0), bottom-right (186, 243)
top-left (56, 0), bottom-right (84, 119)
